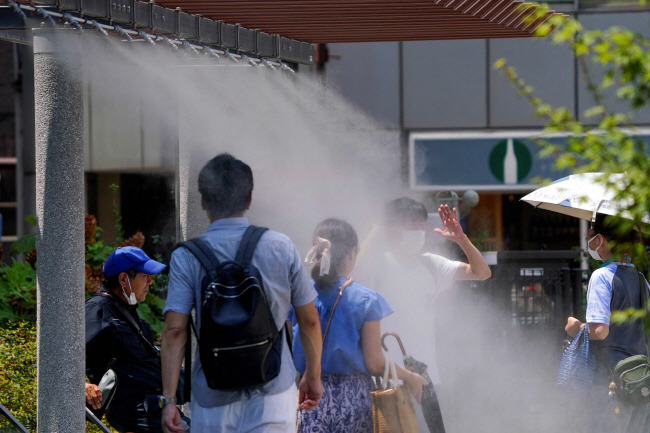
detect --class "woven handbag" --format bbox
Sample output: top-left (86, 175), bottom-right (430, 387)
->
top-left (556, 323), bottom-right (596, 390)
top-left (371, 354), bottom-right (418, 433)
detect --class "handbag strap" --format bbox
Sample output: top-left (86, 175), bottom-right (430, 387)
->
top-left (322, 278), bottom-right (353, 343)
top-left (638, 271), bottom-right (650, 356)
top-left (97, 291), bottom-right (160, 359)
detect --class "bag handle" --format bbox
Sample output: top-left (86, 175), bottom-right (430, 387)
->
top-left (380, 353), bottom-right (399, 390)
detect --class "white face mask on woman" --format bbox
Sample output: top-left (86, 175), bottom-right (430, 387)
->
top-left (121, 278), bottom-right (138, 305)
top-left (587, 234), bottom-right (604, 261)
top-left (398, 230), bottom-right (426, 255)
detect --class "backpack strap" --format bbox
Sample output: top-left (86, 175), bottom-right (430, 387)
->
top-left (176, 238), bottom-right (221, 274)
top-left (235, 225), bottom-right (269, 269)
top-left (174, 237), bottom-right (220, 404)
top-left (638, 271), bottom-right (650, 356)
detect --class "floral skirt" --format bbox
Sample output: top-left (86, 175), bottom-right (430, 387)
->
top-left (297, 373), bottom-right (374, 433)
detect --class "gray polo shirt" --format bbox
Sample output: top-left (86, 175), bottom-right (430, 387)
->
top-left (163, 217), bottom-right (316, 407)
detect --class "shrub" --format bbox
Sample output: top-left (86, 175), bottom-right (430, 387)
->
top-left (0, 321), bottom-right (36, 431)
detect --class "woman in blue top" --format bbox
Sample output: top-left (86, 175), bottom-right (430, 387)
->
top-left (291, 218), bottom-right (427, 433)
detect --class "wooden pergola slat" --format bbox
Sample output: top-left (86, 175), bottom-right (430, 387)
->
top-left (152, 0), bottom-right (565, 43)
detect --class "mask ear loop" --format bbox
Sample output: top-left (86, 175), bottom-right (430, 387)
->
top-left (120, 277), bottom-right (130, 302)
top-left (120, 274), bottom-right (138, 305)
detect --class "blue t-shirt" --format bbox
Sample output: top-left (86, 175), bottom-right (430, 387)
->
top-left (289, 278), bottom-right (393, 375)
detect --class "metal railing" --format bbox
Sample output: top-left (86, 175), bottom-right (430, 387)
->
top-left (0, 402), bottom-right (29, 433)
top-left (0, 401), bottom-right (114, 432)
top-left (481, 250), bottom-right (588, 334)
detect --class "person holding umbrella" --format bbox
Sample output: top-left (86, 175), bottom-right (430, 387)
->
top-left (564, 213), bottom-right (649, 433)
top-left (290, 218), bottom-right (427, 432)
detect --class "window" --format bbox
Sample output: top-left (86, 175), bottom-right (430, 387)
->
top-left (580, 0), bottom-right (649, 7)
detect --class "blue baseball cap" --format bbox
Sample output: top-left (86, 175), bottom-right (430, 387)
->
top-left (102, 246), bottom-right (166, 277)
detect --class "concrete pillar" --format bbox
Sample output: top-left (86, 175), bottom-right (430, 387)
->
top-left (33, 28), bottom-right (85, 433)
top-left (177, 96), bottom-right (206, 242)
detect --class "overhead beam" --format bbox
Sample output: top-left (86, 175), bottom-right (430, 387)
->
top-left (4, 1), bottom-right (315, 64)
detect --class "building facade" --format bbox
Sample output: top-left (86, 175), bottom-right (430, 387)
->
top-left (311, 0), bottom-right (650, 252)
top-left (1, 1), bottom-right (649, 261)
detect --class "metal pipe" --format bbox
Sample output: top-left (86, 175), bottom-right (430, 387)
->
top-left (35, 6), bottom-right (55, 26)
top-left (89, 20), bottom-right (109, 37)
top-left (113, 25), bottom-right (133, 41)
top-left (8, 0), bottom-right (26, 20)
top-left (225, 50), bottom-right (240, 62)
top-left (61, 13), bottom-right (83, 31)
top-left (161, 35), bottom-right (179, 50)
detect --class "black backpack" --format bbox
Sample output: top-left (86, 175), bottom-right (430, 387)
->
top-left (177, 225), bottom-right (285, 391)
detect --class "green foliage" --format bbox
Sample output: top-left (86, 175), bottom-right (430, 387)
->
top-left (85, 245), bottom-right (115, 272)
top-left (139, 234), bottom-right (170, 338)
top-left (0, 260), bottom-right (36, 322)
top-left (9, 216), bottom-right (36, 257)
top-left (9, 233), bottom-right (35, 257)
top-left (109, 183), bottom-right (124, 245)
top-left (0, 321), bottom-right (117, 432)
top-left (0, 321), bottom-right (37, 431)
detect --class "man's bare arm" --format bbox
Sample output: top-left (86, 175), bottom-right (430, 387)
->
top-left (160, 311), bottom-right (189, 433)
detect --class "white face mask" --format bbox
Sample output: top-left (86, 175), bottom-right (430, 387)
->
top-left (121, 278), bottom-right (138, 305)
top-left (587, 234), bottom-right (603, 261)
top-left (398, 230), bottom-right (426, 255)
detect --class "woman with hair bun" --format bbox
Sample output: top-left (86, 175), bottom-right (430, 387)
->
top-left (290, 218), bottom-right (426, 433)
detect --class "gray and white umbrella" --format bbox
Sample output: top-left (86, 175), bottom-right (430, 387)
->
top-left (521, 172), bottom-right (640, 221)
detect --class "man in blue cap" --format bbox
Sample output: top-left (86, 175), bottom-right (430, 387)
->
top-left (85, 246), bottom-right (189, 433)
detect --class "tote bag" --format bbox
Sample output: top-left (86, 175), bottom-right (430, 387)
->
top-left (556, 324), bottom-right (596, 390)
top-left (371, 354), bottom-right (418, 433)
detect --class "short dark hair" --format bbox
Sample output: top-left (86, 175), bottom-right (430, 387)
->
top-left (383, 197), bottom-right (428, 226)
top-left (591, 213), bottom-right (638, 244)
top-left (198, 153), bottom-right (253, 219)
top-left (311, 218), bottom-right (358, 288)
top-left (102, 268), bottom-right (138, 292)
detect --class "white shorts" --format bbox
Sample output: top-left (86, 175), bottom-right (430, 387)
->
top-left (190, 383), bottom-right (297, 433)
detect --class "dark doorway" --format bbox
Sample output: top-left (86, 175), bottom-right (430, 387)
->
top-left (502, 193), bottom-right (581, 250)
top-left (120, 173), bottom-right (176, 263)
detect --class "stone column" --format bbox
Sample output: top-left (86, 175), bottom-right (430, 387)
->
top-left (33, 28), bottom-right (85, 433)
top-left (177, 93), bottom-right (207, 242)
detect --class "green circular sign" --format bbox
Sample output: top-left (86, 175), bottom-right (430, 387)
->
top-left (488, 139), bottom-right (532, 184)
